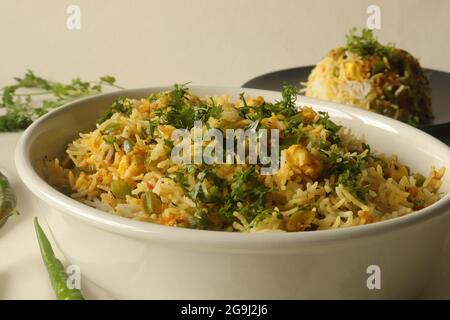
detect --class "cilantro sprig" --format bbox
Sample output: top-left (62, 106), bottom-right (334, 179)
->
top-left (0, 70), bottom-right (124, 132)
top-left (154, 83), bottom-right (223, 129)
top-left (321, 145), bottom-right (370, 201)
top-left (345, 28), bottom-right (394, 57)
top-left (238, 84), bottom-right (300, 124)
top-left (219, 166), bottom-right (272, 223)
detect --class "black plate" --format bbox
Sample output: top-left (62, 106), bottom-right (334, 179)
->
top-left (242, 66), bottom-right (450, 144)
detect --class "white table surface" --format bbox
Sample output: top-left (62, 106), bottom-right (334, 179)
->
top-left (0, 133), bottom-right (113, 299)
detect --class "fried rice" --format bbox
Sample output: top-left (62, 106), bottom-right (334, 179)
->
top-left (38, 85), bottom-right (445, 232)
top-left (303, 29), bottom-right (432, 126)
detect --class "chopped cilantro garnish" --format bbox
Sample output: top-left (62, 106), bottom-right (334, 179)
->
top-left (238, 85), bottom-right (299, 123)
top-left (189, 208), bottom-right (209, 229)
top-left (155, 84), bottom-right (223, 129)
top-left (219, 166), bottom-right (272, 222)
top-left (321, 146), bottom-right (369, 201)
top-left (318, 112), bottom-right (342, 134)
top-left (413, 198), bottom-right (425, 209)
top-left (98, 97), bottom-right (133, 123)
top-left (103, 136), bottom-right (117, 144)
top-left (337, 169), bottom-right (369, 201)
top-left (345, 28), bottom-right (394, 57)
top-left (145, 119), bottom-right (159, 137)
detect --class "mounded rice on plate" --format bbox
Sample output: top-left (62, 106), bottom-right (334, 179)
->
top-left (303, 28), bottom-right (433, 126)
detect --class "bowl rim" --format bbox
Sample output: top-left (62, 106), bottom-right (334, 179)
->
top-left (14, 85), bottom-right (450, 249)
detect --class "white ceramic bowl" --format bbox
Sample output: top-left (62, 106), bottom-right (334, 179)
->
top-left (15, 86), bottom-right (450, 299)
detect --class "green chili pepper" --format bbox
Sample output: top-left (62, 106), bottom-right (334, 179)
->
top-left (371, 60), bottom-right (386, 75)
top-left (110, 179), bottom-right (132, 199)
top-left (413, 173), bottom-right (426, 187)
top-left (0, 171), bottom-right (18, 228)
top-left (142, 191), bottom-right (162, 214)
top-left (34, 217), bottom-right (84, 300)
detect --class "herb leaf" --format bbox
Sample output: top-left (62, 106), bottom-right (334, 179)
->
top-left (98, 97), bottom-right (133, 123)
top-left (0, 70), bottom-right (123, 132)
top-left (345, 28), bottom-right (394, 57)
top-left (156, 84), bottom-right (223, 129)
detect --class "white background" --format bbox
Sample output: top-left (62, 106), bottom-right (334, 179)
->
top-left (0, 0), bottom-right (449, 88)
